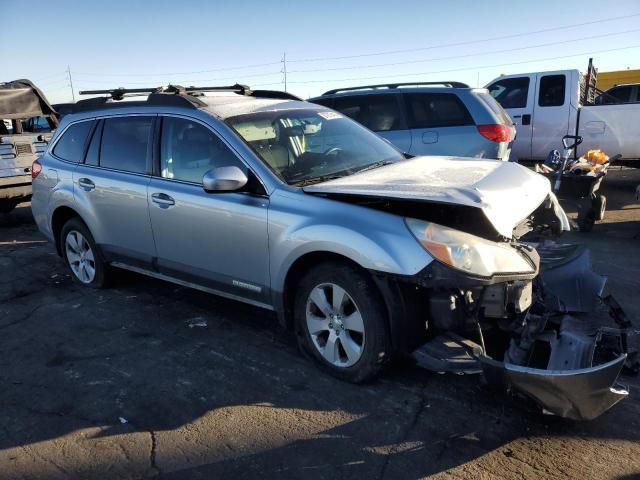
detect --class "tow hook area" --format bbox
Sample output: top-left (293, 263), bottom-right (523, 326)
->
top-left (412, 242), bottom-right (637, 420)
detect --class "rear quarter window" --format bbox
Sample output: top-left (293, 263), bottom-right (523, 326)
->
top-left (404, 93), bottom-right (474, 129)
top-left (53, 120), bottom-right (94, 163)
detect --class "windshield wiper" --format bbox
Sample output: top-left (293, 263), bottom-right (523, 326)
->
top-left (354, 160), bottom-right (395, 174)
top-left (294, 174), bottom-right (345, 187)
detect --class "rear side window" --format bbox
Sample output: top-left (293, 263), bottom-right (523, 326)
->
top-left (100, 116), bottom-right (153, 174)
top-left (487, 77), bottom-right (530, 109)
top-left (53, 121), bottom-right (93, 163)
top-left (405, 93), bottom-right (474, 129)
top-left (332, 94), bottom-right (403, 132)
top-left (539, 75), bottom-right (566, 107)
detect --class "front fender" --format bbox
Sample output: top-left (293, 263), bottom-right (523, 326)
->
top-left (268, 191), bottom-right (433, 296)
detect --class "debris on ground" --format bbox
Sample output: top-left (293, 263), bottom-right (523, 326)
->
top-left (186, 317), bottom-right (208, 329)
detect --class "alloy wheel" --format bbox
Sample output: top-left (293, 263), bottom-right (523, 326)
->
top-left (305, 282), bottom-right (365, 367)
top-left (65, 230), bottom-right (96, 284)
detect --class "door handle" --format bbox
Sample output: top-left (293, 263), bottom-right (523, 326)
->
top-left (78, 178), bottom-right (95, 191)
top-left (512, 115), bottom-right (522, 118)
top-left (151, 192), bottom-right (175, 207)
top-left (521, 114), bottom-right (531, 125)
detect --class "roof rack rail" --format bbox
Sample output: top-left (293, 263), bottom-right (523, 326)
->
top-left (79, 84), bottom-right (253, 100)
top-left (74, 84), bottom-right (300, 112)
top-left (322, 81), bottom-right (470, 95)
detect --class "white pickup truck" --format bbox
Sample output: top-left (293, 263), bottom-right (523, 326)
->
top-left (486, 69), bottom-right (640, 163)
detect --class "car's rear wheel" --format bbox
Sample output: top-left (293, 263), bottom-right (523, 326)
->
top-left (60, 218), bottom-right (108, 288)
top-left (294, 262), bottom-right (390, 383)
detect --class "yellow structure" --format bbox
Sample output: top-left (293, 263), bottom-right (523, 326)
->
top-left (597, 69), bottom-right (640, 91)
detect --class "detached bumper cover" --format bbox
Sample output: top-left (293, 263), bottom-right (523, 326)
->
top-left (481, 243), bottom-right (635, 420)
top-left (480, 351), bottom-right (628, 421)
top-left (412, 242), bottom-right (636, 420)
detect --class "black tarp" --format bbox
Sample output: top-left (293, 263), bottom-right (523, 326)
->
top-left (0, 79), bottom-right (57, 119)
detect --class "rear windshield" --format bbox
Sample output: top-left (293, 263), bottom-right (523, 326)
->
top-left (476, 92), bottom-right (513, 125)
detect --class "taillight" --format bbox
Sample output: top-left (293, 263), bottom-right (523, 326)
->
top-left (31, 159), bottom-right (42, 180)
top-left (477, 124), bottom-right (514, 143)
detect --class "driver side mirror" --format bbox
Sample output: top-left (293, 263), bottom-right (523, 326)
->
top-left (202, 166), bottom-right (248, 193)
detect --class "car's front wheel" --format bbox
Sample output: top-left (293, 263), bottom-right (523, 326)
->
top-left (294, 262), bottom-right (390, 383)
top-left (60, 218), bottom-right (108, 288)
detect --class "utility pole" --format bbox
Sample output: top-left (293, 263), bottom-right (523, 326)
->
top-left (67, 65), bottom-right (76, 102)
top-left (281, 52), bottom-right (287, 92)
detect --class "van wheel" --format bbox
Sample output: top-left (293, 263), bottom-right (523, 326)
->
top-left (60, 218), bottom-right (108, 288)
top-left (294, 262), bottom-right (390, 383)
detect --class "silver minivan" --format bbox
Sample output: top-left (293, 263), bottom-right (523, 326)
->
top-left (309, 82), bottom-right (515, 161)
top-left (31, 85), bottom-right (629, 419)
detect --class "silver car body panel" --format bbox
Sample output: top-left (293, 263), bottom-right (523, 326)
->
top-left (267, 188), bottom-right (434, 300)
top-left (304, 156), bottom-right (556, 239)
top-left (148, 177), bottom-right (271, 303)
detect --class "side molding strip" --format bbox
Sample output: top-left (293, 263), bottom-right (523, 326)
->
top-left (110, 262), bottom-right (274, 311)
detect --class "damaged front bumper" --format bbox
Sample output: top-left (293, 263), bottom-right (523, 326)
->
top-left (410, 242), bottom-right (636, 420)
top-left (479, 326), bottom-right (629, 421)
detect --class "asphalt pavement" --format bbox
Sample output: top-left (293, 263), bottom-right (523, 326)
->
top-left (1, 168), bottom-right (639, 480)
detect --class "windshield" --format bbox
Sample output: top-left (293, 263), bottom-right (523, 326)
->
top-left (226, 108), bottom-right (404, 185)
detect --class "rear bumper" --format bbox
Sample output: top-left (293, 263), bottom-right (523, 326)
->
top-left (0, 176), bottom-right (32, 203)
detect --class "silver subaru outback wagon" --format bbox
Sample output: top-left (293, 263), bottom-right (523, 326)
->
top-left (32, 85), bottom-right (585, 389)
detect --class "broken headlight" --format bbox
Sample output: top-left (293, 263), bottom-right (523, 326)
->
top-left (405, 219), bottom-right (535, 277)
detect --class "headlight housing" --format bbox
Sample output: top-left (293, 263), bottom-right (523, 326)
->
top-left (405, 218), bottom-right (535, 277)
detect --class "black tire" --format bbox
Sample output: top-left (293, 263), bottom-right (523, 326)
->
top-left (294, 261), bottom-right (390, 383)
top-left (60, 217), bottom-right (108, 288)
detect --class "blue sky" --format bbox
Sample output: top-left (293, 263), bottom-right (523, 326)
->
top-left (2, 0), bottom-right (640, 103)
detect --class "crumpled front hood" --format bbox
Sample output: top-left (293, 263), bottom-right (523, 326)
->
top-left (304, 156), bottom-right (553, 238)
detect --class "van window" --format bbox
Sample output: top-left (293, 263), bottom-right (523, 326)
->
top-left (100, 116), bottom-right (153, 174)
top-left (405, 93), bottom-right (474, 129)
top-left (487, 77), bottom-right (530, 109)
top-left (539, 75), bottom-right (566, 107)
top-left (160, 117), bottom-right (246, 183)
top-left (53, 120), bottom-right (93, 163)
top-left (332, 94), bottom-right (403, 132)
